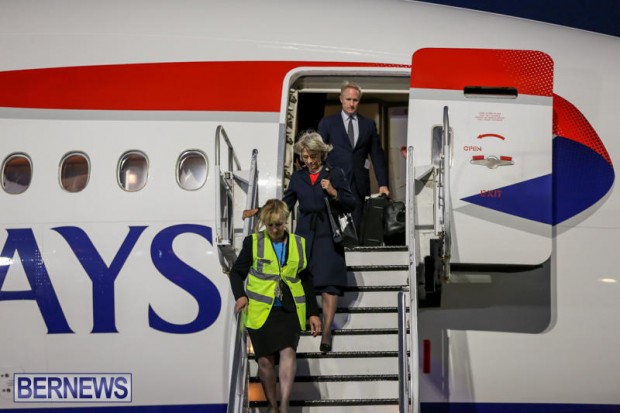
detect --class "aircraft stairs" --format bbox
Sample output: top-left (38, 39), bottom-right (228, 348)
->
top-left (248, 245), bottom-right (413, 413)
top-left (220, 130), bottom-right (421, 413)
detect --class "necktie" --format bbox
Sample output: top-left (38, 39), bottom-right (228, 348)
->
top-left (347, 116), bottom-right (355, 148)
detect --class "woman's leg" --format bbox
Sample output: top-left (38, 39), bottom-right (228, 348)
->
top-left (256, 355), bottom-right (278, 413)
top-left (277, 347), bottom-right (297, 413)
top-left (321, 292), bottom-right (338, 347)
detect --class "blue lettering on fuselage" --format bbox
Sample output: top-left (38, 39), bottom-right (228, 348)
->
top-left (149, 224), bottom-right (221, 334)
top-left (0, 224), bottom-right (221, 334)
top-left (53, 226), bottom-right (147, 333)
top-left (0, 228), bottom-right (73, 334)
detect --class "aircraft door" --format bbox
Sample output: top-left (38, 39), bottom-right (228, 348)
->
top-left (408, 48), bottom-right (554, 266)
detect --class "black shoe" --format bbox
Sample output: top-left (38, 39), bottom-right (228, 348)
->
top-left (320, 334), bottom-right (332, 352)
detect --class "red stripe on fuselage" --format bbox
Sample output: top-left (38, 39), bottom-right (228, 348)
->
top-left (411, 48), bottom-right (554, 97)
top-left (553, 94), bottom-right (612, 166)
top-left (0, 61), bottom-right (407, 112)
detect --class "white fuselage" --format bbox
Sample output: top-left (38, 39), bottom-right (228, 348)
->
top-left (0, 0), bottom-right (619, 410)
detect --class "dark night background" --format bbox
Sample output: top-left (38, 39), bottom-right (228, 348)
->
top-left (417, 0), bottom-right (620, 37)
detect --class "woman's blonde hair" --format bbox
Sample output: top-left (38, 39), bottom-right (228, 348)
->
top-left (294, 130), bottom-right (333, 161)
top-left (256, 199), bottom-right (289, 232)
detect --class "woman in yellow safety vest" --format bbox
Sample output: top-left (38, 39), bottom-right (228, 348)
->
top-left (229, 199), bottom-right (321, 413)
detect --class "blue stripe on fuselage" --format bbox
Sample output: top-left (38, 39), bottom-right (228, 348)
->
top-left (461, 136), bottom-right (614, 225)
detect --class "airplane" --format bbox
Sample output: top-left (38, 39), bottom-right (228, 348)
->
top-left (0, 0), bottom-right (618, 412)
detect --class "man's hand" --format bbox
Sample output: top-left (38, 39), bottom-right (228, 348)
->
top-left (379, 186), bottom-right (390, 197)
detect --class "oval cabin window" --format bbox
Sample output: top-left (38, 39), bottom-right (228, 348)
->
top-left (118, 151), bottom-right (149, 192)
top-left (2, 153), bottom-right (32, 194)
top-left (177, 150), bottom-right (208, 190)
top-left (60, 152), bottom-right (90, 193)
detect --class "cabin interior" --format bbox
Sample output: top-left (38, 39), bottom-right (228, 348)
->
top-left (286, 75), bottom-right (411, 202)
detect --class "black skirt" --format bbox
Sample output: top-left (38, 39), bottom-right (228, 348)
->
top-left (247, 307), bottom-right (301, 359)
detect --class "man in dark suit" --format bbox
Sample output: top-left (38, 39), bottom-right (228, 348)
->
top-left (318, 81), bottom-right (390, 230)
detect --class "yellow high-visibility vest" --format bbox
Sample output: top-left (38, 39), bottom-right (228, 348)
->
top-left (245, 231), bottom-right (308, 330)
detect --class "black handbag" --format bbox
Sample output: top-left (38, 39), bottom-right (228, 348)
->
top-left (383, 200), bottom-right (406, 236)
top-left (324, 197), bottom-right (358, 248)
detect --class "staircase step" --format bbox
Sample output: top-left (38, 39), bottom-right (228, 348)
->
top-left (318, 287), bottom-right (408, 308)
top-left (347, 268), bottom-right (409, 287)
top-left (250, 373), bottom-right (398, 382)
top-left (250, 352), bottom-right (400, 376)
top-left (249, 377), bottom-right (399, 401)
top-left (345, 248), bottom-right (408, 267)
top-left (250, 398), bottom-right (399, 413)
top-left (332, 311), bottom-right (401, 329)
top-left (335, 306), bottom-right (401, 313)
top-left (296, 333), bottom-right (401, 353)
top-left (348, 264), bottom-right (408, 272)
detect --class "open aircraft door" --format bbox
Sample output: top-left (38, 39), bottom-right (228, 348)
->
top-left (407, 48), bottom-right (554, 270)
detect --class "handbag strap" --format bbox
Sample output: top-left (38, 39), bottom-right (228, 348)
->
top-left (323, 196), bottom-right (341, 237)
top-left (321, 166), bottom-right (343, 237)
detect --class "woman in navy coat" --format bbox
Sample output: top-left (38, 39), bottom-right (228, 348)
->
top-left (283, 131), bottom-right (356, 352)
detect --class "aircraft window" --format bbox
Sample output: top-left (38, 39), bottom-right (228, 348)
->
top-left (2, 153), bottom-right (32, 194)
top-left (118, 151), bottom-right (148, 192)
top-left (177, 150), bottom-right (208, 190)
top-left (60, 152), bottom-right (90, 193)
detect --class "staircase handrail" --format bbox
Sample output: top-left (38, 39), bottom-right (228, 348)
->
top-left (227, 311), bottom-right (249, 413)
top-left (441, 106), bottom-right (452, 275)
top-left (215, 125), bottom-right (242, 245)
top-left (400, 145), bottom-right (420, 413)
top-left (226, 148), bottom-right (259, 413)
top-left (243, 149), bottom-right (259, 235)
top-left (398, 290), bottom-right (410, 413)
top-left (215, 125), bottom-right (242, 171)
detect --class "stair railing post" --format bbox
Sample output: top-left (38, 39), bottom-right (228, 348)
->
top-left (407, 145), bottom-right (421, 413)
top-left (243, 149), bottom-right (259, 235)
top-left (216, 125), bottom-right (257, 413)
top-left (398, 290), bottom-right (410, 413)
top-left (215, 125), bottom-right (242, 245)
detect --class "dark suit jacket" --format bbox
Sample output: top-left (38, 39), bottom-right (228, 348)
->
top-left (318, 112), bottom-right (388, 197)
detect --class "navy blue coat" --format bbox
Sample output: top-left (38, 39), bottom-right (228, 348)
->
top-left (283, 165), bottom-right (356, 289)
top-left (318, 112), bottom-right (389, 197)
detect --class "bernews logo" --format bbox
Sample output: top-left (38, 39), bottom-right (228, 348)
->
top-left (14, 373), bottom-right (132, 403)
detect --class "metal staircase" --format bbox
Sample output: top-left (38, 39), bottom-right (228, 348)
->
top-left (249, 246), bottom-right (411, 413)
top-left (235, 146), bottom-right (420, 413)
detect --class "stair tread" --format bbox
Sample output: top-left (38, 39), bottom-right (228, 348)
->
top-left (251, 398), bottom-right (399, 406)
top-left (347, 264), bottom-right (409, 271)
top-left (297, 350), bottom-right (403, 358)
top-left (250, 374), bottom-right (399, 382)
top-left (335, 306), bottom-right (401, 313)
top-left (300, 328), bottom-right (402, 336)
top-left (340, 285), bottom-right (408, 292)
top-left (347, 245), bottom-right (407, 252)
